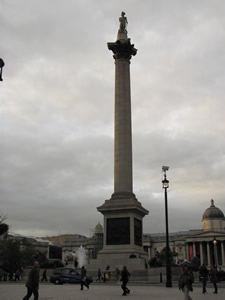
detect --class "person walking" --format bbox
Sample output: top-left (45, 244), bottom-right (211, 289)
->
top-left (96, 268), bottom-right (102, 282)
top-left (22, 261), bottom-right (40, 300)
top-left (41, 269), bottom-right (47, 282)
top-left (0, 267), bottom-right (3, 281)
top-left (199, 263), bottom-right (208, 293)
top-left (15, 269), bottom-right (21, 281)
top-left (178, 266), bottom-right (194, 300)
top-left (120, 265), bottom-right (130, 296)
top-left (115, 267), bottom-right (120, 282)
top-left (209, 265), bottom-right (218, 294)
top-left (80, 266), bottom-right (89, 290)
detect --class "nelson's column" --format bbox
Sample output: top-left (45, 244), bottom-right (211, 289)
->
top-left (96, 12), bottom-right (149, 270)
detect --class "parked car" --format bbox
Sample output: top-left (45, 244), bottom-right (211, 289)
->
top-left (218, 270), bottom-right (225, 281)
top-left (50, 267), bottom-right (93, 285)
top-left (40, 259), bottom-right (64, 269)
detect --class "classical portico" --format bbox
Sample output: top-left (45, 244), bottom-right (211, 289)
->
top-left (143, 200), bottom-right (225, 268)
top-left (185, 200), bottom-right (225, 266)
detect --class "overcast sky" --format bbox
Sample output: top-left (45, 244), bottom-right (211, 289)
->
top-left (1, 0), bottom-right (225, 238)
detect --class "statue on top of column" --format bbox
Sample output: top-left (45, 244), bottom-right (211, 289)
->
top-left (119, 11), bottom-right (128, 33)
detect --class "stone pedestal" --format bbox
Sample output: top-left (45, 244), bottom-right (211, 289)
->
top-left (97, 195), bottom-right (148, 268)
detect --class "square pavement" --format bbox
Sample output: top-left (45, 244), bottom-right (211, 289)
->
top-left (0, 282), bottom-right (224, 300)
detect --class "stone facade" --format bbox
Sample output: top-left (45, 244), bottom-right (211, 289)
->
top-left (143, 200), bottom-right (225, 268)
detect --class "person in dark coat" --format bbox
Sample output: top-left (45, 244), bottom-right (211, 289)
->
top-left (209, 265), bottom-right (218, 294)
top-left (41, 269), bottom-right (47, 282)
top-left (74, 258), bottom-right (78, 269)
top-left (115, 267), bottom-right (120, 282)
top-left (120, 265), bottom-right (130, 296)
top-left (178, 266), bottom-right (194, 300)
top-left (22, 261), bottom-right (40, 300)
top-left (80, 266), bottom-right (89, 290)
top-left (199, 263), bottom-right (208, 293)
top-left (96, 268), bottom-right (102, 282)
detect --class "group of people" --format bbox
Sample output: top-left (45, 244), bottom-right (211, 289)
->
top-left (0, 267), bottom-right (23, 282)
top-left (21, 261), bottom-right (131, 299)
top-left (199, 264), bottom-right (219, 294)
top-left (179, 264), bottom-right (220, 300)
top-left (96, 266), bottom-right (130, 296)
top-left (20, 259), bottom-right (222, 300)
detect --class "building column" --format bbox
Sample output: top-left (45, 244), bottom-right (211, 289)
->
top-left (200, 242), bottom-right (203, 265)
top-left (193, 242), bottom-right (196, 256)
top-left (185, 243), bottom-right (189, 260)
top-left (207, 242), bottom-right (211, 266)
top-left (148, 246), bottom-right (151, 260)
top-left (221, 241), bottom-right (225, 267)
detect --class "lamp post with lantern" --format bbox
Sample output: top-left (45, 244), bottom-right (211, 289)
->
top-left (0, 58), bottom-right (5, 81)
top-left (162, 166), bottom-right (172, 287)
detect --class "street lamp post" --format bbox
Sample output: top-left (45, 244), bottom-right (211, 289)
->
top-left (213, 237), bottom-right (217, 267)
top-left (0, 58), bottom-right (5, 81)
top-left (162, 166), bottom-right (172, 287)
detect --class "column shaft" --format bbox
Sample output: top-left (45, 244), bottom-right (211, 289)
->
top-left (185, 244), bottom-right (189, 260)
top-left (221, 241), bottom-right (225, 267)
top-left (114, 58), bottom-right (133, 193)
top-left (200, 242), bottom-right (203, 265)
top-left (193, 242), bottom-right (196, 256)
top-left (207, 242), bottom-right (211, 266)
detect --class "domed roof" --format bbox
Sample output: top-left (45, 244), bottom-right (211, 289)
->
top-left (202, 199), bottom-right (224, 220)
top-left (94, 222), bottom-right (103, 234)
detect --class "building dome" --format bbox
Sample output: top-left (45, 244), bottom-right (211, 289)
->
top-left (94, 222), bottom-right (103, 234)
top-left (202, 199), bottom-right (224, 220)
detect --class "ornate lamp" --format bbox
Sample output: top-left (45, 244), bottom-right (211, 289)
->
top-left (162, 165), bottom-right (172, 287)
top-left (0, 58), bottom-right (5, 81)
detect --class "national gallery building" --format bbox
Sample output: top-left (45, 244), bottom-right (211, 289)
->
top-left (143, 199), bottom-right (225, 268)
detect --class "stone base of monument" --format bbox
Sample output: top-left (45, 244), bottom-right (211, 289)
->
top-left (87, 249), bottom-right (148, 272)
top-left (95, 194), bottom-right (149, 273)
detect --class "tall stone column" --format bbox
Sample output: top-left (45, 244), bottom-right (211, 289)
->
top-left (96, 12), bottom-right (148, 270)
top-left (185, 243), bottom-right (189, 260)
top-left (193, 242), bottom-right (196, 257)
top-left (200, 242), bottom-right (203, 265)
top-left (207, 242), bottom-right (211, 266)
top-left (107, 24), bottom-right (137, 199)
top-left (114, 57), bottom-right (133, 194)
top-left (221, 241), bottom-right (225, 267)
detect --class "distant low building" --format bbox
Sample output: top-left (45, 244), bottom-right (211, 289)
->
top-left (42, 234), bottom-right (85, 246)
top-left (6, 232), bottom-right (62, 260)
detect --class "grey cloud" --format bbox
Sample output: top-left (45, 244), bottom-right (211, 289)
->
top-left (1, 0), bottom-right (225, 236)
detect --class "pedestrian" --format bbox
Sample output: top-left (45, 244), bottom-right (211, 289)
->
top-left (106, 265), bottom-right (111, 278)
top-left (115, 267), bottom-right (120, 282)
top-left (96, 268), bottom-right (102, 282)
top-left (209, 265), bottom-right (218, 294)
top-left (199, 263), bottom-right (208, 293)
top-left (8, 271), bottom-right (13, 281)
top-left (0, 267), bottom-right (3, 281)
top-left (3, 270), bottom-right (8, 281)
top-left (74, 258), bottom-right (78, 269)
top-left (80, 266), bottom-right (89, 290)
top-left (178, 266), bottom-right (194, 300)
top-left (15, 269), bottom-right (21, 281)
top-left (22, 261), bottom-right (40, 300)
top-left (120, 265), bottom-right (130, 296)
top-left (41, 269), bottom-right (47, 282)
